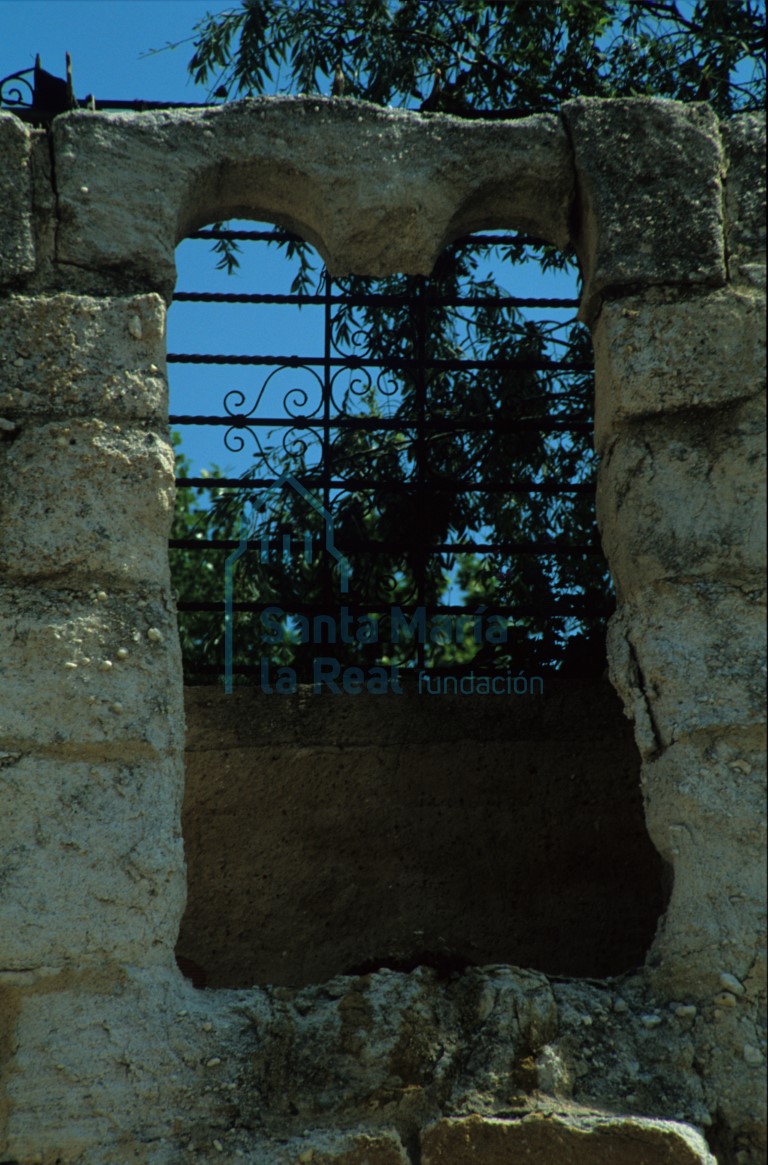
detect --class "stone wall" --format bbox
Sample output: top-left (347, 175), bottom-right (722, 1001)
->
top-left (0, 96), bottom-right (764, 1165)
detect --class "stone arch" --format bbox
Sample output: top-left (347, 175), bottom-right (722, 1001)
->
top-left (52, 97), bottom-right (573, 294)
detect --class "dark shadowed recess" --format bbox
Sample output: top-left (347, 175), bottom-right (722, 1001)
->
top-left (175, 677), bottom-right (668, 988)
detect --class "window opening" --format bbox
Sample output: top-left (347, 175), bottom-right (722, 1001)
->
top-left (169, 226), bottom-right (665, 989)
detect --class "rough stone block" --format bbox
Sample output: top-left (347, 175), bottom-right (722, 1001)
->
top-left (420, 1113), bottom-right (717, 1164)
top-left (722, 112), bottom-right (766, 284)
top-left (0, 753), bottom-right (185, 968)
top-left (607, 584), bottom-right (766, 757)
top-left (641, 729), bottom-right (766, 994)
top-left (235, 965), bottom-right (555, 1126)
top-left (0, 294), bottom-right (168, 422)
top-left (0, 584), bottom-right (183, 755)
top-left (53, 99), bottom-right (573, 296)
top-left (593, 287), bottom-right (766, 451)
top-left (563, 98), bottom-right (725, 318)
top-left (0, 419), bottom-right (175, 586)
top-left (283, 1133), bottom-right (410, 1165)
top-left (597, 396), bottom-right (766, 596)
top-left (0, 113), bottom-right (35, 286)
top-left (5, 969), bottom-right (200, 1163)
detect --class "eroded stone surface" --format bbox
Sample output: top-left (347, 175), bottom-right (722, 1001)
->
top-left (0, 753), bottom-right (185, 968)
top-left (0, 419), bottom-right (175, 585)
top-left (234, 966), bottom-right (556, 1128)
top-left (722, 112), bottom-right (767, 286)
top-left (3, 962), bottom-right (761, 1164)
top-left (0, 293), bottom-right (168, 421)
top-left (0, 584), bottom-right (183, 754)
top-left (280, 1132), bottom-right (411, 1165)
top-left (0, 113), bottom-right (35, 286)
top-left (53, 98), bottom-right (573, 295)
top-left (563, 98), bottom-right (725, 318)
top-left (593, 287), bottom-right (766, 452)
top-left (606, 583), bottom-right (766, 756)
top-left (640, 728), bottom-right (766, 995)
top-left (597, 397), bottom-right (766, 598)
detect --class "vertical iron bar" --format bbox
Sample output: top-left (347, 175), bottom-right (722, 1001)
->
top-left (415, 275), bottom-right (428, 671)
top-left (322, 269), bottom-right (333, 608)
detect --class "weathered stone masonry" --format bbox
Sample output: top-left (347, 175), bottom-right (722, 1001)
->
top-left (0, 96), bottom-right (764, 1164)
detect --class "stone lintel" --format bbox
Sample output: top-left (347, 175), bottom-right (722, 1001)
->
top-left (53, 98), bottom-right (573, 298)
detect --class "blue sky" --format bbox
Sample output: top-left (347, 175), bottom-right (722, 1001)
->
top-left (1, 0), bottom-right (580, 481)
top-left (1, 1), bottom-right (217, 103)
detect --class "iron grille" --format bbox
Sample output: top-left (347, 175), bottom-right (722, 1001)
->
top-left (168, 229), bottom-right (612, 685)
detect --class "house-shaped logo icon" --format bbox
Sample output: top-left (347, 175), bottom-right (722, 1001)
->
top-left (223, 471), bottom-right (350, 693)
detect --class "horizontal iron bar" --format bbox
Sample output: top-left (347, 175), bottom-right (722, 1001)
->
top-left (177, 600), bottom-right (611, 615)
top-left (169, 414), bottom-right (593, 432)
top-left (90, 99), bottom-right (215, 110)
top-left (188, 229), bottom-right (547, 247)
top-left (170, 538), bottom-right (602, 554)
top-left (174, 477), bottom-right (595, 494)
top-left (6, 100), bottom-right (217, 125)
top-left (167, 352), bottom-right (592, 371)
top-left (180, 663), bottom-right (593, 677)
top-left (173, 290), bottom-right (579, 308)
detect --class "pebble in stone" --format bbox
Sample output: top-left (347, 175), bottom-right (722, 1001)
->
top-left (641, 1013), bottom-right (662, 1028)
top-left (675, 1004), bottom-right (697, 1019)
top-left (147, 627), bottom-right (164, 643)
top-left (714, 991), bottom-right (737, 1008)
top-left (719, 971), bottom-right (746, 995)
top-left (743, 1044), bottom-right (763, 1065)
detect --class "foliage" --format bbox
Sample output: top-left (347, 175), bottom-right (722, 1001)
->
top-left (182, 0), bottom-right (764, 115)
top-left (166, 0), bottom-right (765, 682)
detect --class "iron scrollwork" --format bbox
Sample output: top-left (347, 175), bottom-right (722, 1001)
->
top-left (0, 66), bottom-right (34, 110)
